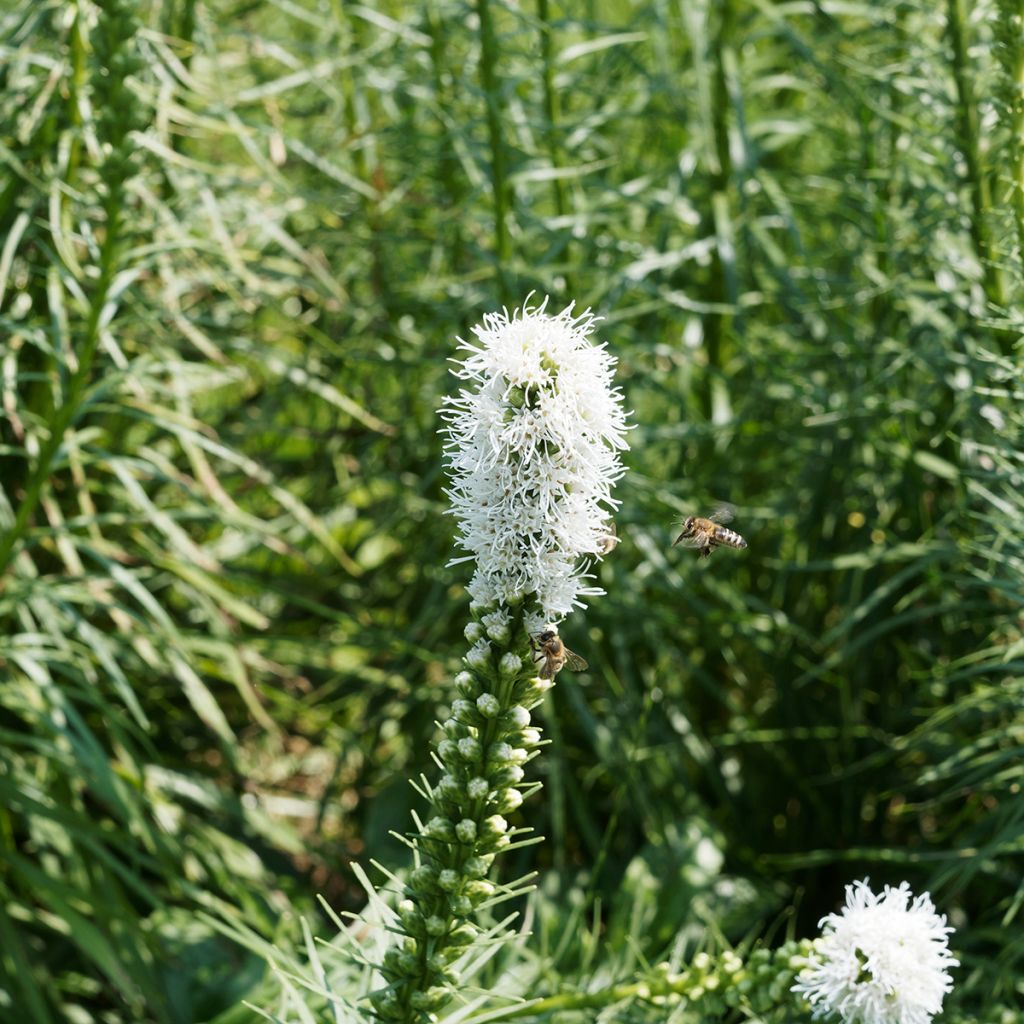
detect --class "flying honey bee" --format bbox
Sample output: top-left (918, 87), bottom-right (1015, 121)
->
top-left (595, 521), bottom-right (619, 555)
top-left (673, 503), bottom-right (748, 559)
top-left (532, 629), bottom-right (588, 680)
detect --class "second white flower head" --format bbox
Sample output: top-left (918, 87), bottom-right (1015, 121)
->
top-left (441, 297), bottom-right (629, 621)
top-left (793, 879), bottom-right (958, 1024)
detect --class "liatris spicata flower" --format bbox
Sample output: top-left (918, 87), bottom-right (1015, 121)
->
top-left (441, 296), bottom-right (629, 623)
top-left (792, 879), bottom-right (958, 1024)
top-left (368, 299), bottom-right (628, 1023)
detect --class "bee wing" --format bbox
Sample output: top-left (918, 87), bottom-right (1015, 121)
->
top-left (564, 648), bottom-right (589, 672)
top-left (707, 502), bottom-right (736, 525)
top-left (673, 533), bottom-right (703, 549)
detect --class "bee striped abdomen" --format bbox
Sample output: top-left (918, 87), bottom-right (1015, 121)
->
top-left (713, 526), bottom-right (747, 549)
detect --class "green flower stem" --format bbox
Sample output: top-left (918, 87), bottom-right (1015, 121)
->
top-left (371, 601), bottom-right (553, 1022)
top-left (947, 0), bottom-right (1006, 313)
top-left (66, 5), bottom-right (89, 199)
top-left (997, 0), bottom-right (1024, 272)
top-left (476, 0), bottom-right (512, 303)
top-left (490, 942), bottom-right (813, 1021)
top-left (0, 0), bottom-right (141, 581)
top-left (703, 0), bottom-right (739, 423)
top-left (537, 0), bottom-right (570, 298)
top-left (0, 192), bottom-right (121, 584)
top-left (1011, 3), bottom-right (1024, 271)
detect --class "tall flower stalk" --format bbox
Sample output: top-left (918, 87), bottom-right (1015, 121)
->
top-left (369, 299), bottom-right (629, 1021)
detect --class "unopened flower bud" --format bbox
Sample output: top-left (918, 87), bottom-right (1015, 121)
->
top-left (437, 869), bottom-right (460, 892)
top-left (457, 736), bottom-right (482, 761)
top-left (451, 894), bottom-right (473, 916)
top-left (451, 698), bottom-right (474, 721)
top-left (520, 727), bottom-right (541, 746)
top-left (372, 990), bottom-right (399, 1015)
top-left (488, 741), bottom-right (514, 764)
top-left (425, 915), bottom-right (446, 936)
top-left (481, 814), bottom-right (508, 837)
top-left (427, 952), bottom-right (453, 976)
top-left (490, 764), bottom-right (525, 786)
top-left (462, 855), bottom-right (492, 879)
top-left (436, 774), bottom-right (460, 799)
top-left (410, 987), bottom-right (448, 1012)
top-left (476, 692), bottom-right (501, 718)
top-left (437, 739), bottom-right (458, 761)
top-left (454, 671), bottom-right (473, 689)
top-left (409, 865), bottom-right (437, 892)
top-left (467, 777), bottom-right (489, 800)
top-left (499, 652), bottom-right (522, 677)
top-left (465, 639), bottom-right (490, 668)
top-left (464, 879), bottom-right (495, 902)
top-left (447, 922), bottom-right (477, 949)
top-left (455, 819), bottom-right (477, 843)
top-left (423, 816), bottom-right (455, 841)
top-left (507, 705), bottom-right (531, 728)
top-left (464, 622), bottom-right (483, 643)
top-left (494, 788), bottom-right (523, 813)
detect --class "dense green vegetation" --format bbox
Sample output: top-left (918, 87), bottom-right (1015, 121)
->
top-left (1, 0), bottom-right (1021, 1021)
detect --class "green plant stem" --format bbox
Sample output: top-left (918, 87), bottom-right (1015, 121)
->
top-left (1001, 0), bottom-right (1024, 269)
top-left (704, 0), bottom-right (738, 423)
top-left (537, 0), bottom-right (571, 295)
top-left (476, 0), bottom-right (512, 302)
top-left (65, 4), bottom-right (88, 191)
top-left (427, 2), bottom-right (465, 267)
top-left (0, 200), bottom-right (121, 580)
top-left (947, 0), bottom-right (1007, 316)
top-left (498, 980), bottom-right (653, 1018)
top-left (537, 0), bottom-right (566, 222)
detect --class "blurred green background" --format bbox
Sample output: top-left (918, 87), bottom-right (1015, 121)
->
top-left (1, 0), bottom-right (1022, 1020)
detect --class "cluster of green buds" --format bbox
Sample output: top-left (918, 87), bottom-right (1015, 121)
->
top-left (370, 598), bottom-right (551, 1022)
top-left (636, 941), bottom-right (812, 1017)
top-left (485, 941), bottom-right (813, 1021)
top-left (89, 0), bottom-right (147, 191)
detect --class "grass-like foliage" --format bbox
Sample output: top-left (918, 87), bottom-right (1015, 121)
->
top-left (1, 0), bottom-right (1022, 1021)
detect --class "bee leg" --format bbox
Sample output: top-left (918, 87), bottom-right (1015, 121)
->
top-left (699, 545), bottom-right (712, 559)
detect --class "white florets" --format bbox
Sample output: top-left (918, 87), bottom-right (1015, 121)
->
top-left (440, 297), bottom-right (629, 621)
top-left (792, 879), bottom-right (958, 1024)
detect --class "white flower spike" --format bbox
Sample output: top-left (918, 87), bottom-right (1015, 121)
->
top-left (441, 297), bottom-right (629, 621)
top-left (793, 879), bottom-right (958, 1024)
